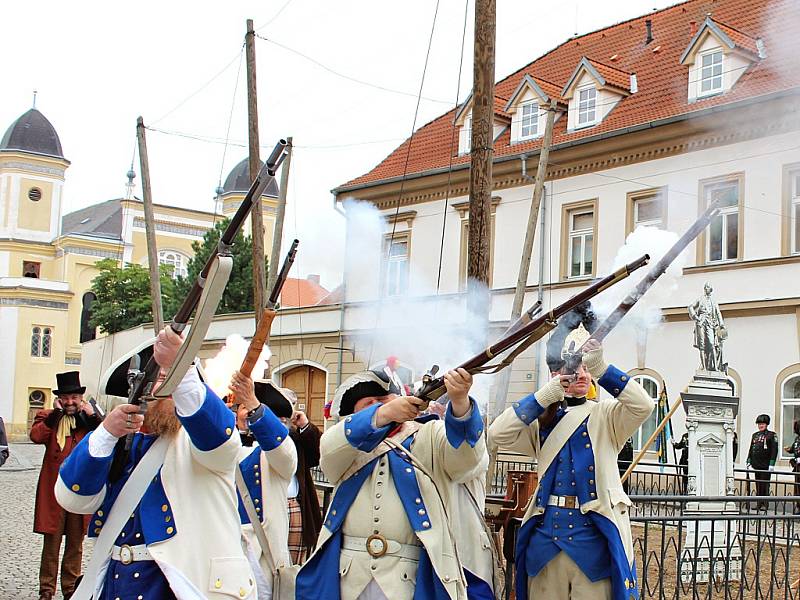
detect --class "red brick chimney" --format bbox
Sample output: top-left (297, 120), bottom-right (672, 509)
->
top-left (690, 20), bottom-right (698, 36)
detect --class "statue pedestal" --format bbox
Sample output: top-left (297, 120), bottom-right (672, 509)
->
top-left (679, 371), bottom-right (741, 583)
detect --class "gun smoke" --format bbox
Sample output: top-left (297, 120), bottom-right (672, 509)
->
top-left (203, 334), bottom-right (272, 400)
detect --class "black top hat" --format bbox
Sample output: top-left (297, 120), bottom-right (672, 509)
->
top-left (54, 371), bottom-right (86, 396)
top-left (254, 381), bottom-right (294, 419)
top-left (545, 301), bottom-right (598, 373)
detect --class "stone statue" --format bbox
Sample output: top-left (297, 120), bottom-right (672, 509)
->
top-left (688, 282), bottom-right (727, 373)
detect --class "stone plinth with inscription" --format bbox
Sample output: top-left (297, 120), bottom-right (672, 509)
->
top-left (679, 371), bottom-right (741, 583)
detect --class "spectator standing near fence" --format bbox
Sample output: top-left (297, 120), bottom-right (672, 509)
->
top-left (29, 371), bottom-right (101, 600)
top-left (784, 420), bottom-right (800, 515)
top-left (287, 405), bottom-right (323, 564)
top-left (747, 414), bottom-right (778, 511)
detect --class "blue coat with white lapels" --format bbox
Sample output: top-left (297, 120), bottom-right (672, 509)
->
top-left (488, 349), bottom-right (654, 600)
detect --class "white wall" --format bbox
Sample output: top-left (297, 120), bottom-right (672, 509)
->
top-left (0, 306), bottom-right (19, 420)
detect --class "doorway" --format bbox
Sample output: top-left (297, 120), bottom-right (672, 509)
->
top-left (281, 365), bottom-right (327, 429)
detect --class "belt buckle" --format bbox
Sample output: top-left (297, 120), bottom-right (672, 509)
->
top-left (366, 533), bottom-right (388, 558)
top-left (565, 496), bottom-right (577, 509)
top-left (119, 544), bottom-right (134, 565)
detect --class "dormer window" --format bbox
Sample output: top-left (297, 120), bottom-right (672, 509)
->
top-left (462, 116), bottom-right (472, 153)
top-left (577, 87), bottom-right (597, 127)
top-left (520, 102), bottom-right (539, 139)
top-left (699, 50), bottom-right (724, 96)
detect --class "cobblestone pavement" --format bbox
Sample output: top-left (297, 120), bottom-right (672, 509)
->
top-left (0, 443), bottom-right (91, 600)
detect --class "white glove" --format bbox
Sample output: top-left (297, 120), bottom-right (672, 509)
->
top-left (582, 346), bottom-right (609, 379)
top-left (535, 377), bottom-right (565, 408)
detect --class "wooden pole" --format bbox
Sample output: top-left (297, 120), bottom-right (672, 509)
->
top-left (246, 18), bottom-right (266, 325)
top-left (621, 396), bottom-right (684, 484)
top-left (466, 0), bottom-right (495, 316)
top-left (135, 116), bottom-right (164, 334)
top-left (267, 136), bottom-right (292, 293)
top-left (490, 100), bottom-right (557, 419)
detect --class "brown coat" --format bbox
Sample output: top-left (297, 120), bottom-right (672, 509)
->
top-left (29, 409), bottom-right (100, 535)
top-left (290, 422), bottom-right (323, 551)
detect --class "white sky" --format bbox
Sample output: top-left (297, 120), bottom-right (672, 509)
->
top-left (1, 0), bottom-right (677, 289)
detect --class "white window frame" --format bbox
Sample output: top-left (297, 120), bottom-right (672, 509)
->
top-left (699, 49), bottom-right (724, 97)
top-left (792, 171), bottom-right (800, 255)
top-left (633, 194), bottom-right (665, 229)
top-left (158, 250), bottom-right (188, 279)
top-left (631, 375), bottom-right (660, 451)
top-left (705, 180), bottom-right (739, 263)
top-left (384, 236), bottom-right (410, 297)
top-left (781, 374), bottom-right (800, 459)
top-left (460, 116), bottom-right (472, 155)
top-left (567, 209), bottom-right (594, 278)
top-left (519, 101), bottom-right (539, 140)
top-left (577, 86), bottom-right (598, 127)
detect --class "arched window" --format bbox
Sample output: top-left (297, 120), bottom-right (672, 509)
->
top-left (42, 328), bottom-right (52, 357)
top-left (631, 374), bottom-right (660, 451)
top-left (80, 291), bottom-right (97, 343)
top-left (158, 250), bottom-right (188, 279)
top-left (781, 373), bottom-right (800, 459)
top-left (31, 327), bottom-right (41, 356)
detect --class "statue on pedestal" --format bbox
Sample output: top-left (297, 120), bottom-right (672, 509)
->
top-left (688, 283), bottom-right (727, 373)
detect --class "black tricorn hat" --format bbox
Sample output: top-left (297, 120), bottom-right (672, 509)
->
top-left (545, 301), bottom-right (598, 373)
top-left (333, 369), bottom-right (403, 418)
top-left (100, 339), bottom-right (155, 398)
top-left (254, 381), bottom-right (294, 419)
top-left (756, 413), bottom-right (771, 425)
top-left (54, 371), bottom-right (85, 396)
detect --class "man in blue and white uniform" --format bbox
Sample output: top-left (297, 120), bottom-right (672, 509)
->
top-left (55, 327), bottom-right (258, 600)
top-left (296, 367), bottom-right (490, 600)
top-left (489, 307), bottom-right (654, 600)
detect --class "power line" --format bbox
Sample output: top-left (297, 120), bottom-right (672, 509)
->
top-left (255, 0), bottom-right (296, 32)
top-left (254, 33), bottom-right (454, 106)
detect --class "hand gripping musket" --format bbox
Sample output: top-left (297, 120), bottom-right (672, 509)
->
top-left (414, 255), bottom-right (650, 409)
top-left (116, 139), bottom-right (288, 465)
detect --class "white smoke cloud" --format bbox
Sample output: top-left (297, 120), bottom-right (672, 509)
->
top-left (203, 334), bottom-right (272, 399)
top-left (592, 225), bottom-right (688, 337)
top-left (342, 198), bottom-right (493, 411)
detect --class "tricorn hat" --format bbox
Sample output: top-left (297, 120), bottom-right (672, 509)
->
top-left (332, 369), bottom-right (402, 418)
top-left (545, 301), bottom-right (598, 373)
top-left (54, 371), bottom-right (85, 396)
top-left (254, 381), bottom-right (294, 419)
top-left (756, 413), bottom-right (771, 425)
top-left (100, 338), bottom-right (155, 399)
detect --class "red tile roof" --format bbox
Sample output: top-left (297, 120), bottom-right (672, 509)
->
top-left (588, 59), bottom-right (632, 92)
top-left (713, 19), bottom-right (760, 56)
top-left (279, 276), bottom-right (330, 308)
top-left (337, 0), bottom-right (797, 191)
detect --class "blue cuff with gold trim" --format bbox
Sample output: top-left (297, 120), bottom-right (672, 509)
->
top-left (344, 403), bottom-right (392, 452)
top-left (444, 398), bottom-right (483, 448)
top-left (59, 434), bottom-right (113, 496)
top-left (597, 364), bottom-right (630, 398)
top-left (178, 384), bottom-right (236, 451)
top-left (249, 407), bottom-right (289, 452)
top-left (513, 393), bottom-right (546, 425)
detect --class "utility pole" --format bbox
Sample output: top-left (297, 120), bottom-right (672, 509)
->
top-left (489, 99), bottom-right (557, 420)
top-left (246, 18), bottom-right (266, 324)
top-left (136, 116), bottom-right (164, 333)
top-left (467, 0), bottom-right (496, 320)
top-left (267, 136), bottom-right (292, 293)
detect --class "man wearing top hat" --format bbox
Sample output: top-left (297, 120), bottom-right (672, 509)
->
top-left (228, 370), bottom-right (298, 599)
top-left (30, 371), bottom-right (101, 600)
top-left (55, 327), bottom-right (258, 600)
top-left (296, 366), bottom-right (490, 600)
top-left (489, 304), bottom-right (654, 600)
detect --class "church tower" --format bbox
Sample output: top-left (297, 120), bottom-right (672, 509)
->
top-left (0, 107), bottom-right (70, 275)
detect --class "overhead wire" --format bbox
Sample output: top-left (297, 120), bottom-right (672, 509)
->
top-left (255, 0), bottom-right (296, 32)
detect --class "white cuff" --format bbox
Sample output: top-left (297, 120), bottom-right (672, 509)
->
top-left (173, 367), bottom-right (205, 417)
top-left (89, 425), bottom-right (120, 458)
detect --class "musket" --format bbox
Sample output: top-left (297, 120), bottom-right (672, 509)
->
top-left (236, 239), bottom-right (299, 386)
top-left (414, 254), bottom-right (650, 407)
top-left (562, 199), bottom-right (722, 376)
top-left (120, 139), bottom-right (288, 454)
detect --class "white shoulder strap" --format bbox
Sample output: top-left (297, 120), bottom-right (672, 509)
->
top-left (235, 465), bottom-right (274, 569)
top-left (71, 435), bottom-right (170, 600)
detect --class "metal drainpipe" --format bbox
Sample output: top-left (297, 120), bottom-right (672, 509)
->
top-left (533, 183), bottom-right (548, 390)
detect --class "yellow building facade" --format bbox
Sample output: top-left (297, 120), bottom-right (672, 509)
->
top-left (0, 108), bottom-right (278, 438)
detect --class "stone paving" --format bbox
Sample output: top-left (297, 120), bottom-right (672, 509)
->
top-left (0, 443), bottom-right (91, 600)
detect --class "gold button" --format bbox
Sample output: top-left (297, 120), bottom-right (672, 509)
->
top-left (254, 499), bottom-right (259, 504)
top-left (71, 484), bottom-right (80, 492)
top-left (277, 436), bottom-right (282, 441)
top-left (253, 465), bottom-right (259, 470)
top-left (215, 579), bottom-right (222, 589)
top-left (162, 504), bottom-right (168, 512)
top-left (97, 510), bottom-right (104, 517)
top-left (422, 521), bottom-right (430, 528)
top-left (95, 520), bottom-right (103, 526)
top-left (165, 516), bottom-right (171, 522)
top-left (226, 427), bottom-right (233, 436)
top-left (585, 443), bottom-right (591, 448)
top-left (94, 528), bottom-right (101, 534)
top-left (166, 526), bottom-right (174, 534)
top-left (589, 479), bottom-right (595, 485)
top-left (588, 466), bottom-right (594, 471)
top-left (134, 572), bottom-right (140, 578)
top-left (239, 588), bottom-right (246, 597)
top-left (582, 431), bottom-right (588, 437)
